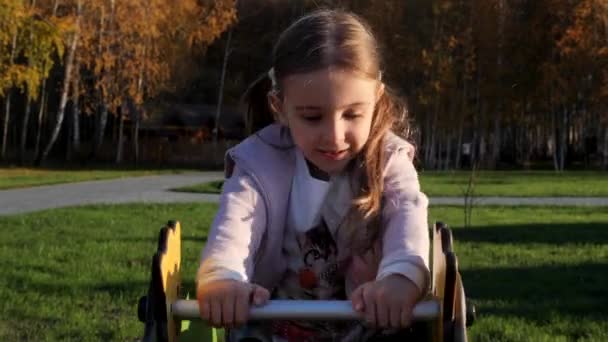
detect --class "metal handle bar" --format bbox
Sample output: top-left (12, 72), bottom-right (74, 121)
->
top-left (172, 299), bottom-right (440, 321)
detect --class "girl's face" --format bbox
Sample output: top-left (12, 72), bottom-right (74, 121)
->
top-left (272, 68), bottom-right (383, 175)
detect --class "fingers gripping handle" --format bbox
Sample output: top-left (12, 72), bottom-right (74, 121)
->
top-left (172, 299), bottom-right (440, 321)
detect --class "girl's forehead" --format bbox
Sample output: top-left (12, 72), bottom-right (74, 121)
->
top-left (282, 68), bottom-right (379, 107)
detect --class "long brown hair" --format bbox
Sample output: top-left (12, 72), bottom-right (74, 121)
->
top-left (243, 9), bottom-right (411, 224)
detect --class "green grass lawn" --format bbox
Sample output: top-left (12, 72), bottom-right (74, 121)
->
top-left (0, 167), bottom-right (190, 190)
top-left (420, 170), bottom-right (608, 197)
top-left (173, 171), bottom-right (608, 197)
top-left (428, 206), bottom-right (608, 341)
top-left (1, 204), bottom-right (607, 341)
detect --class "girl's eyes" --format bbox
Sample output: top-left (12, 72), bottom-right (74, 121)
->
top-left (343, 111), bottom-right (362, 120)
top-left (302, 115), bottom-right (322, 122)
top-left (300, 111), bottom-right (362, 122)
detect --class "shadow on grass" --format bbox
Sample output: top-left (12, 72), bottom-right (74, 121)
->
top-left (463, 262), bottom-right (608, 323)
top-left (453, 223), bottom-right (608, 245)
top-left (6, 274), bottom-right (148, 296)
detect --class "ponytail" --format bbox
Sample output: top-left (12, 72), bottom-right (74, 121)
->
top-left (241, 72), bottom-right (275, 135)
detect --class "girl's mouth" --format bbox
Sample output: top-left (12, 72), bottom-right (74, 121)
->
top-left (319, 149), bottom-right (348, 160)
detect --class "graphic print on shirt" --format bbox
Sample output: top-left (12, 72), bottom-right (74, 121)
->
top-left (296, 218), bottom-right (345, 300)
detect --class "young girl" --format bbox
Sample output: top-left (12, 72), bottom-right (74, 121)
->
top-left (196, 9), bottom-right (430, 341)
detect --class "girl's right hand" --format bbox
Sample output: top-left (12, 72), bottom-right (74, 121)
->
top-left (196, 279), bottom-right (270, 328)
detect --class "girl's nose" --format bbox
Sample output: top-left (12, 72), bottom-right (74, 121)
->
top-left (323, 118), bottom-right (345, 146)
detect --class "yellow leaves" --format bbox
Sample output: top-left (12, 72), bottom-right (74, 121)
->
top-left (448, 35), bottom-right (458, 50)
top-left (187, 0), bottom-right (237, 48)
top-left (0, 64), bottom-right (40, 96)
top-left (0, 0), bottom-right (65, 98)
top-left (0, 1), bottom-right (24, 49)
top-left (65, 0), bottom-right (237, 113)
top-left (432, 80), bottom-right (442, 92)
top-left (421, 49), bottom-right (433, 67)
top-left (1, 0), bottom-right (237, 110)
top-left (557, 0), bottom-right (607, 59)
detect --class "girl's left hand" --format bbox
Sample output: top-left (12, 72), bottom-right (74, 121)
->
top-left (350, 274), bottom-right (421, 329)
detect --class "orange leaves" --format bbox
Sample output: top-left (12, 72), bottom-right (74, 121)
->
top-left (0, 0), bottom-right (65, 98)
top-left (421, 49), bottom-right (433, 68)
top-left (448, 35), bottom-right (459, 50)
top-left (547, 0), bottom-right (607, 109)
top-left (65, 0), bottom-right (237, 113)
top-left (557, 0), bottom-right (606, 58)
top-left (187, 0), bottom-right (237, 48)
top-left (0, 0), bottom-right (237, 114)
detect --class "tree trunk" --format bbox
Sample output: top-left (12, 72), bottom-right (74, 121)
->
top-left (435, 132), bottom-right (443, 170)
top-left (551, 107), bottom-right (559, 171)
top-left (19, 16), bottom-right (37, 164)
top-left (19, 95), bottom-right (32, 164)
top-left (133, 55), bottom-right (145, 164)
top-left (491, 117), bottom-right (501, 168)
top-left (1, 30), bottom-right (18, 160)
top-left (115, 111), bottom-right (124, 164)
top-left (39, 5), bottom-right (80, 164)
top-left (524, 112), bottom-right (534, 167)
top-left (470, 71), bottom-right (481, 167)
top-left (424, 113), bottom-right (432, 166)
top-left (456, 77), bottom-right (467, 169)
top-left (445, 133), bottom-right (452, 170)
top-left (133, 111), bottom-right (140, 164)
top-left (442, 137), bottom-right (445, 170)
top-left (65, 98), bottom-right (73, 162)
top-left (477, 102), bottom-right (487, 167)
top-left (456, 117), bottom-right (463, 169)
top-left (214, 27), bottom-right (233, 143)
top-left (553, 105), bottom-right (568, 172)
top-left (2, 93), bottom-right (13, 160)
top-left (471, 117), bottom-right (478, 168)
top-left (93, 105), bottom-right (109, 158)
top-left (515, 124), bottom-right (521, 165)
top-left (112, 111), bottom-right (118, 143)
top-left (428, 101), bottom-right (439, 169)
top-left (602, 125), bottom-right (608, 170)
top-left (559, 106), bottom-right (568, 171)
top-left (492, 0), bottom-right (505, 169)
top-left (428, 123), bottom-right (436, 169)
top-left (34, 82), bottom-right (47, 159)
top-left (72, 75), bottom-right (80, 154)
top-left (92, 1), bottom-right (110, 160)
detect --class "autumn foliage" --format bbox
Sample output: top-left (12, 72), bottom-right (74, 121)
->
top-left (0, 0), bottom-right (606, 170)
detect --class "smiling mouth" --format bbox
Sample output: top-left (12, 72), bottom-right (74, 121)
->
top-left (318, 149), bottom-right (349, 160)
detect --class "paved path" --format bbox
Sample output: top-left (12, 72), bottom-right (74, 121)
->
top-left (0, 172), bottom-right (222, 215)
top-left (1, 172), bottom-right (607, 215)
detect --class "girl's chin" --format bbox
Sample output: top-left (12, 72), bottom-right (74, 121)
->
top-left (313, 158), bottom-right (351, 175)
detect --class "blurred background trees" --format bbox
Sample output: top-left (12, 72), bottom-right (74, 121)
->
top-left (0, 0), bottom-right (606, 170)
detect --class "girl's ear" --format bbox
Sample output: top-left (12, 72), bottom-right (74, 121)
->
top-left (268, 92), bottom-right (288, 126)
